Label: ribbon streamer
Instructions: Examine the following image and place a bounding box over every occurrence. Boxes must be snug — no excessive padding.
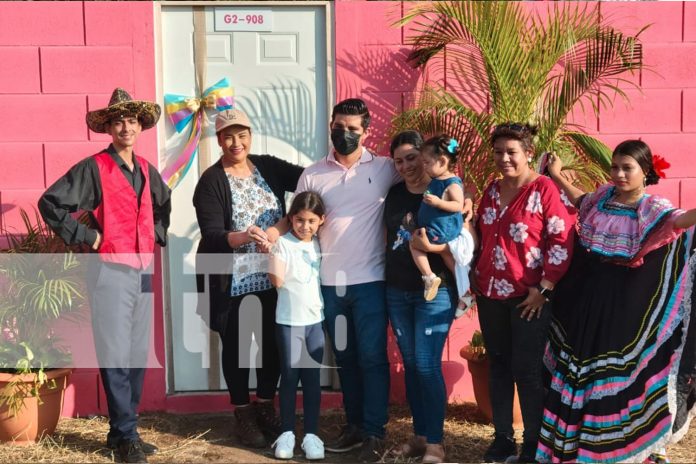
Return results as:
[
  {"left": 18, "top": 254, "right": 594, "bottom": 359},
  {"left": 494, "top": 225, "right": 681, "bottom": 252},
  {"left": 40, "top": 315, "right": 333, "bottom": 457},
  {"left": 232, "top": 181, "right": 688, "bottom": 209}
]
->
[{"left": 162, "top": 78, "right": 234, "bottom": 188}]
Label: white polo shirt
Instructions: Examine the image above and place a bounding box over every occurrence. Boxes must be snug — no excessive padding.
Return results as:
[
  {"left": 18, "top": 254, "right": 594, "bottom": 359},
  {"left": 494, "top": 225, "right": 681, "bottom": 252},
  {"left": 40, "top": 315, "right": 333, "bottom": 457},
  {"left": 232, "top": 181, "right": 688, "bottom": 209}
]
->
[{"left": 296, "top": 148, "right": 401, "bottom": 286}]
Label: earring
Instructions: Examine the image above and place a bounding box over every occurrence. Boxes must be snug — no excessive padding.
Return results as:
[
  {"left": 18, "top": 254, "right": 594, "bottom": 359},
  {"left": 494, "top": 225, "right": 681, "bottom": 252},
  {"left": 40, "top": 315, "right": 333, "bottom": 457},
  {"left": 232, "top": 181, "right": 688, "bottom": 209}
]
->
[
  {"left": 643, "top": 177, "right": 647, "bottom": 187},
  {"left": 527, "top": 158, "right": 533, "bottom": 164}
]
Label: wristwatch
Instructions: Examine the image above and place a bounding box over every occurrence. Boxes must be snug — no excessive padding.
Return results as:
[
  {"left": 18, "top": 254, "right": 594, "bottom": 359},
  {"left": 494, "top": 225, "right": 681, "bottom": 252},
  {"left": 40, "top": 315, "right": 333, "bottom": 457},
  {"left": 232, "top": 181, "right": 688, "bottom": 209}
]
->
[{"left": 535, "top": 284, "right": 554, "bottom": 302}]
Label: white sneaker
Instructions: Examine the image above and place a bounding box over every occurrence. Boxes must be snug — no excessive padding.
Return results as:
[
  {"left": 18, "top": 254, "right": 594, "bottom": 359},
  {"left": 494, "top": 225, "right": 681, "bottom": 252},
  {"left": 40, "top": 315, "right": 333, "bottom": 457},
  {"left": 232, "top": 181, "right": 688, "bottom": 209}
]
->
[
  {"left": 302, "top": 433, "right": 325, "bottom": 460},
  {"left": 455, "top": 291, "right": 475, "bottom": 319},
  {"left": 272, "top": 431, "right": 295, "bottom": 459}
]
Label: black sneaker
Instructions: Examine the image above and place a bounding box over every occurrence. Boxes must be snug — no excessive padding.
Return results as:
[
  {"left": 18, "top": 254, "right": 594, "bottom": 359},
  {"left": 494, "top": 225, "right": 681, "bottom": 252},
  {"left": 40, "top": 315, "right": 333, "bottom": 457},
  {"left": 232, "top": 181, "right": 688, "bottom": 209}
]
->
[
  {"left": 483, "top": 433, "right": 517, "bottom": 463},
  {"left": 107, "top": 437, "right": 158, "bottom": 456},
  {"left": 517, "top": 441, "right": 539, "bottom": 463},
  {"left": 118, "top": 439, "right": 147, "bottom": 463},
  {"left": 325, "top": 424, "right": 363, "bottom": 453},
  {"left": 358, "top": 436, "right": 384, "bottom": 463}
]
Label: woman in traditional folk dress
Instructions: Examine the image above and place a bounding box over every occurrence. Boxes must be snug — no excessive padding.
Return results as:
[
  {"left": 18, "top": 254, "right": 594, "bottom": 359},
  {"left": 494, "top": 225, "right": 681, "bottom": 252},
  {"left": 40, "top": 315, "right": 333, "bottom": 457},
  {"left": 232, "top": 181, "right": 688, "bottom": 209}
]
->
[{"left": 538, "top": 140, "right": 696, "bottom": 464}]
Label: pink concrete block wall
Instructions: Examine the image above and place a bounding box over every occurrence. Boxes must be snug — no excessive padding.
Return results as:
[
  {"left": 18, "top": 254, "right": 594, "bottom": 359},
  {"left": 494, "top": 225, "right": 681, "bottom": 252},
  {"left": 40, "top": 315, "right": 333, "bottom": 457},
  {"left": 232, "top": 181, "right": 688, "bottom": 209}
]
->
[
  {"left": 686, "top": 2, "right": 696, "bottom": 42},
  {"left": 0, "top": 1, "right": 158, "bottom": 235},
  {"left": 0, "top": 47, "right": 40, "bottom": 93},
  {"left": 0, "top": 143, "right": 44, "bottom": 190},
  {"left": 1, "top": 0, "right": 695, "bottom": 417},
  {"left": 0, "top": 2, "right": 84, "bottom": 46},
  {"left": 41, "top": 47, "right": 135, "bottom": 94},
  {"left": 600, "top": 1, "right": 684, "bottom": 43},
  {"left": 683, "top": 89, "right": 696, "bottom": 132},
  {"left": 0, "top": 1, "right": 160, "bottom": 418}
]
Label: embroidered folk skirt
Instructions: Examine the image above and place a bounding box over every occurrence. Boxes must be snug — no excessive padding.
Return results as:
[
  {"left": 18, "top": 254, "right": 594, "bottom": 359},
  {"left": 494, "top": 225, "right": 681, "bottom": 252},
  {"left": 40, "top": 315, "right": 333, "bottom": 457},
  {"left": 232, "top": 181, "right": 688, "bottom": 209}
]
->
[{"left": 537, "top": 232, "right": 694, "bottom": 463}]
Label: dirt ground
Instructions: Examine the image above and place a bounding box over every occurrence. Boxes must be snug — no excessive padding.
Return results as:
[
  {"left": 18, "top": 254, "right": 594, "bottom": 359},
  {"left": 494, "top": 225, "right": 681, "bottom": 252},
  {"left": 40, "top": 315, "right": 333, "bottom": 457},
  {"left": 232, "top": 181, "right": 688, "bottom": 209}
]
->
[{"left": 1, "top": 403, "right": 695, "bottom": 463}]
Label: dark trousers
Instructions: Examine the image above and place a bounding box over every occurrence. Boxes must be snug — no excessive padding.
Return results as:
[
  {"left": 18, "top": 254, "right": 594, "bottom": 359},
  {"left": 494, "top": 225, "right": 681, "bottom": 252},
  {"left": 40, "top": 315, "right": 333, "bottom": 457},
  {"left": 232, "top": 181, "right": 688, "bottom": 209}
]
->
[
  {"left": 220, "top": 288, "right": 280, "bottom": 405},
  {"left": 674, "top": 293, "right": 696, "bottom": 433},
  {"left": 276, "top": 322, "right": 325, "bottom": 434},
  {"left": 321, "top": 282, "right": 390, "bottom": 438},
  {"left": 477, "top": 294, "right": 551, "bottom": 444},
  {"left": 87, "top": 261, "right": 152, "bottom": 443}
]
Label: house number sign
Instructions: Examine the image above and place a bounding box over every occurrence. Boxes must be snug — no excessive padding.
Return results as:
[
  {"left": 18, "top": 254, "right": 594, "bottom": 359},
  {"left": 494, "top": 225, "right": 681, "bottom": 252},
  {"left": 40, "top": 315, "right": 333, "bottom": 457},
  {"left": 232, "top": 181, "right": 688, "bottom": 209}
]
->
[{"left": 214, "top": 9, "right": 273, "bottom": 32}]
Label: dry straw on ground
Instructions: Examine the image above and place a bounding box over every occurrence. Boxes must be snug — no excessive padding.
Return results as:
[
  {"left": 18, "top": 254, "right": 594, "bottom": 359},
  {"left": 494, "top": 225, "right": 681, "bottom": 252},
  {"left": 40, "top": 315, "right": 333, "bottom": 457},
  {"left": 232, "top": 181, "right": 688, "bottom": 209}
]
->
[{"left": 0, "top": 404, "right": 694, "bottom": 463}]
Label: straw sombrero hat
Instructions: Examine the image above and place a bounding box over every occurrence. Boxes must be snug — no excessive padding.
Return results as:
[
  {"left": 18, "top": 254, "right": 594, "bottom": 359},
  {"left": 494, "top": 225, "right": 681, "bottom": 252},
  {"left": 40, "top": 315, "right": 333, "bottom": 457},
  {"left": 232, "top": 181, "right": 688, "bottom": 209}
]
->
[{"left": 86, "top": 88, "right": 161, "bottom": 133}]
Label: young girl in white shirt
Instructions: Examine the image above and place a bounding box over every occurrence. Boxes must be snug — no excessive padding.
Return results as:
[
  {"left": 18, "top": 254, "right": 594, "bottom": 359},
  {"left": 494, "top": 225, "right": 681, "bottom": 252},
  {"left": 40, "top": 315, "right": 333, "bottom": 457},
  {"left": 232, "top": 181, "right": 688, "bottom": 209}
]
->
[{"left": 269, "top": 191, "right": 326, "bottom": 460}]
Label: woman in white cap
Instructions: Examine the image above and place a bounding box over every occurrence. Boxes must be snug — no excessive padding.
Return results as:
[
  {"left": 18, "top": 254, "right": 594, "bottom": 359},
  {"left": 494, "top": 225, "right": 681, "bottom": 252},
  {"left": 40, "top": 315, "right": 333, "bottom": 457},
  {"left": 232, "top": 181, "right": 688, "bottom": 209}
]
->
[{"left": 193, "top": 108, "right": 304, "bottom": 449}]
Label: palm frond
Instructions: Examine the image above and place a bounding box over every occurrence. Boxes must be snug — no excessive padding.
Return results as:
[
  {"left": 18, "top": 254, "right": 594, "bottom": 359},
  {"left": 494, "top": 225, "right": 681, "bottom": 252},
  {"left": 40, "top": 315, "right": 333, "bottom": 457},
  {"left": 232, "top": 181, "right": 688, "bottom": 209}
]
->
[
  {"left": 563, "top": 131, "right": 613, "bottom": 172},
  {"left": 394, "top": 1, "right": 644, "bottom": 196}
]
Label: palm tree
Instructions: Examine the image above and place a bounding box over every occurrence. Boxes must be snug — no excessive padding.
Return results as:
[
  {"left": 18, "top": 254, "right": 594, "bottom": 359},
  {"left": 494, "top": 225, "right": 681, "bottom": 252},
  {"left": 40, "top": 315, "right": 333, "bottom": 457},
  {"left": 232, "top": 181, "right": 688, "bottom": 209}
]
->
[{"left": 393, "top": 1, "right": 644, "bottom": 196}]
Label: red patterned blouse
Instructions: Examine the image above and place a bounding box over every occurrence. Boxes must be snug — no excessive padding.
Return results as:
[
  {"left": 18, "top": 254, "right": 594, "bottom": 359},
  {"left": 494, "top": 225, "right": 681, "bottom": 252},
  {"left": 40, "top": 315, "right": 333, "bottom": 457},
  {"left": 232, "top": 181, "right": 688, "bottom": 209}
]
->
[{"left": 474, "top": 176, "right": 576, "bottom": 300}]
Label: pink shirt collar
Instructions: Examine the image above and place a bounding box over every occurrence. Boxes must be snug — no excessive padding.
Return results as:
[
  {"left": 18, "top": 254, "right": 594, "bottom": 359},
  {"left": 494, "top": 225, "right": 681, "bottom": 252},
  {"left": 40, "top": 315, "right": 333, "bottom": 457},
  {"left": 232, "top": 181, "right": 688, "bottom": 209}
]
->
[{"left": 326, "top": 147, "right": 375, "bottom": 168}]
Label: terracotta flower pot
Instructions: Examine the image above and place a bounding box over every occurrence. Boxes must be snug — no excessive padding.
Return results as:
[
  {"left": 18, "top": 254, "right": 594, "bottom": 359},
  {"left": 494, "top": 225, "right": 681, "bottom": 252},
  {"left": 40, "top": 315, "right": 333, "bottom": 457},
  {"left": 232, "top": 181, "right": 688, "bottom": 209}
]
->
[
  {"left": 0, "top": 368, "right": 71, "bottom": 444},
  {"left": 460, "top": 347, "right": 523, "bottom": 429}
]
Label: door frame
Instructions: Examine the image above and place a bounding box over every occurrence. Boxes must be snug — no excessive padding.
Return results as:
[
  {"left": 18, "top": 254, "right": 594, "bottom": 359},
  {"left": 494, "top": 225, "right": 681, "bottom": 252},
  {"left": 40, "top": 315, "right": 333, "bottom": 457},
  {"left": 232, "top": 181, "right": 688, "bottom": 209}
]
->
[{"left": 154, "top": 1, "right": 335, "bottom": 394}]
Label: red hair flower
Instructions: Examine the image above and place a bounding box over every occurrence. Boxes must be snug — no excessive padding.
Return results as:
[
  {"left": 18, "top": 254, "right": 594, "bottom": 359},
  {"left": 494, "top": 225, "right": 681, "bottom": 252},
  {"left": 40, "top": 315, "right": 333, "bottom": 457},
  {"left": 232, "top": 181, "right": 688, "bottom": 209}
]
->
[{"left": 652, "top": 154, "right": 670, "bottom": 179}]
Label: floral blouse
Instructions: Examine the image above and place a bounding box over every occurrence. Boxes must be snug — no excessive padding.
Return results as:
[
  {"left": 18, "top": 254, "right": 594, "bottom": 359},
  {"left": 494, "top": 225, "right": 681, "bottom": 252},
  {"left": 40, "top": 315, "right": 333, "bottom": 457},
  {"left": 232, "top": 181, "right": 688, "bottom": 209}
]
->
[
  {"left": 474, "top": 176, "right": 576, "bottom": 299},
  {"left": 228, "top": 169, "right": 283, "bottom": 296}
]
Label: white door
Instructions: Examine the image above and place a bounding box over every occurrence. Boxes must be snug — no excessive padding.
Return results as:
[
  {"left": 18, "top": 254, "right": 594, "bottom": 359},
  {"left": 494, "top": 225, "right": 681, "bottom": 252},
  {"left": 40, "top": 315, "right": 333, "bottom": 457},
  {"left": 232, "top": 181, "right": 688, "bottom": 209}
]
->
[{"left": 160, "top": 4, "right": 330, "bottom": 392}]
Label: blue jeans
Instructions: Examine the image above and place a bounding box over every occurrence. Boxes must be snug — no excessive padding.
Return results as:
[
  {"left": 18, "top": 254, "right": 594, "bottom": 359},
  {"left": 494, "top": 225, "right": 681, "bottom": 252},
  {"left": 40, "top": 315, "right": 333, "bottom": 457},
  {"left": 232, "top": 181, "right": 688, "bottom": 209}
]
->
[
  {"left": 386, "top": 286, "right": 456, "bottom": 444},
  {"left": 321, "top": 281, "right": 390, "bottom": 438}
]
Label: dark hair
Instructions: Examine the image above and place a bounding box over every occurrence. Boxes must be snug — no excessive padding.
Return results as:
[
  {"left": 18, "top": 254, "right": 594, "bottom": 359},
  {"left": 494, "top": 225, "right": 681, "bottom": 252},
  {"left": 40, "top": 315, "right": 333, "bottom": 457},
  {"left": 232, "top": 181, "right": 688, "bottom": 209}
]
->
[
  {"left": 613, "top": 139, "right": 660, "bottom": 186},
  {"left": 422, "top": 134, "right": 459, "bottom": 171},
  {"left": 288, "top": 191, "right": 326, "bottom": 218},
  {"left": 490, "top": 122, "right": 537, "bottom": 152},
  {"left": 389, "top": 130, "right": 424, "bottom": 157},
  {"left": 331, "top": 98, "right": 371, "bottom": 130}
]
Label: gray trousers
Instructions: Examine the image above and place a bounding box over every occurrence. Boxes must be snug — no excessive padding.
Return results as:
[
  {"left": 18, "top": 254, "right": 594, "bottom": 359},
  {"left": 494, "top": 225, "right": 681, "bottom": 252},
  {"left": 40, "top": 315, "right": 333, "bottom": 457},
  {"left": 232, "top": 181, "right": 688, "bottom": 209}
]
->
[{"left": 87, "top": 260, "right": 153, "bottom": 442}]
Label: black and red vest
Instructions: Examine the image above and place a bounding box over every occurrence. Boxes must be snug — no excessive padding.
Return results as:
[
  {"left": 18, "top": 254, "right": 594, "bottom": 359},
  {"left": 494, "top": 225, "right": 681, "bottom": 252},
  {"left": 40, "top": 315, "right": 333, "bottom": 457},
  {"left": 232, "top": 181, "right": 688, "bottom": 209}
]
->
[{"left": 92, "top": 151, "right": 155, "bottom": 269}]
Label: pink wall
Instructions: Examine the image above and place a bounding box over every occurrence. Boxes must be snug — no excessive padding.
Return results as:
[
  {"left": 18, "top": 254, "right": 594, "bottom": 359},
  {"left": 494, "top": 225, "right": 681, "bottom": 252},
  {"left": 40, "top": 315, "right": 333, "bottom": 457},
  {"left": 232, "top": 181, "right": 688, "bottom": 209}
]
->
[
  {"left": 333, "top": 0, "right": 696, "bottom": 403},
  {"left": 0, "top": 1, "right": 164, "bottom": 417},
  {"left": 1, "top": 0, "right": 695, "bottom": 416},
  {"left": 335, "top": 1, "right": 696, "bottom": 210}
]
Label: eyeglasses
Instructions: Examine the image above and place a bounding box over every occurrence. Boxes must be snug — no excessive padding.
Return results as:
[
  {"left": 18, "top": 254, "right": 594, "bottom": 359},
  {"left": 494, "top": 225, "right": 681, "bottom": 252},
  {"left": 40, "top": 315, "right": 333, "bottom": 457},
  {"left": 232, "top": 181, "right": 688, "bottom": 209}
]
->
[{"left": 494, "top": 123, "right": 528, "bottom": 133}]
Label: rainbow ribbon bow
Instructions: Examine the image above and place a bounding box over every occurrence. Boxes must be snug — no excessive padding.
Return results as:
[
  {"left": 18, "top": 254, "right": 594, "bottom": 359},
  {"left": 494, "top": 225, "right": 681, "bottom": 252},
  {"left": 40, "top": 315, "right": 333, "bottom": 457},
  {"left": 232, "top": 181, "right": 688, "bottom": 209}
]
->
[{"left": 162, "top": 78, "right": 234, "bottom": 188}]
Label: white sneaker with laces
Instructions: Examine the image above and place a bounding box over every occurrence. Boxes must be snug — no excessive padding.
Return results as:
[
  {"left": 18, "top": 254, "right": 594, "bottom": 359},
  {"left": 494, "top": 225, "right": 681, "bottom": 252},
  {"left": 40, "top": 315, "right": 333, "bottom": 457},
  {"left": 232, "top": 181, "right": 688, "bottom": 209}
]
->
[
  {"left": 272, "top": 431, "right": 295, "bottom": 459},
  {"left": 302, "top": 433, "right": 325, "bottom": 460}
]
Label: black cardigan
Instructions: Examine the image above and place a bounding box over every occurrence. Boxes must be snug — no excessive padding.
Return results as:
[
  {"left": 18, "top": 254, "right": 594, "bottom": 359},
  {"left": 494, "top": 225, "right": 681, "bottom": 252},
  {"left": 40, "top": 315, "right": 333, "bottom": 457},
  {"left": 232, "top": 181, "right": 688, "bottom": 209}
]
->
[{"left": 193, "top": 154, "right": 303, "bottom": 331}]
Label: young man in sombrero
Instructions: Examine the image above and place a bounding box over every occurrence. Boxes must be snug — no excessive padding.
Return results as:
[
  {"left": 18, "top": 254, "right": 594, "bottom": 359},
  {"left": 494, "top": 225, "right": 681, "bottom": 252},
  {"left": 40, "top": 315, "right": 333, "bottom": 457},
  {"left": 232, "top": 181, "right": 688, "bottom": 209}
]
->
[{"left": 39, "top": 88, "right": 171, "bottom": 463}]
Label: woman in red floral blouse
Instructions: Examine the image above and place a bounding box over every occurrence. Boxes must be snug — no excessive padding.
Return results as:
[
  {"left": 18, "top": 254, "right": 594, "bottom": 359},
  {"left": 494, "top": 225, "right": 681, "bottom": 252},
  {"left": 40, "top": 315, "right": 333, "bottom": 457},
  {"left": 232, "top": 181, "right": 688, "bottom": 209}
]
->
[{"left": 473, "top": 123, "right": 576, "bottom": 463}]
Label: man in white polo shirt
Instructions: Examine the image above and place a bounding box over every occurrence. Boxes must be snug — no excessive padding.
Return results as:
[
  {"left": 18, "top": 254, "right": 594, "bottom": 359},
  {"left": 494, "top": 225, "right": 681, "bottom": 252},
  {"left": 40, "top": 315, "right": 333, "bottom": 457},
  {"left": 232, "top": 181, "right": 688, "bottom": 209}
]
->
[{"left": 295, "top": 98, "right": 401, "bottom": 462}]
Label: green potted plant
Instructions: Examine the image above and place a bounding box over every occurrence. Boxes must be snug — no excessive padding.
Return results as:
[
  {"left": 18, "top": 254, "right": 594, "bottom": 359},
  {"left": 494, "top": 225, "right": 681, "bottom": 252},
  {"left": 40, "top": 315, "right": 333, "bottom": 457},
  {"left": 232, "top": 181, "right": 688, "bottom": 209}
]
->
[
  {"left": 0, "top": 209, "right": 85, "bottom": 444},
  {"left": 460, "top": 330, "right": 522, "bottom": 428},
  {"left": 393, "top": 1, "right": 645, "bottom": 197}
]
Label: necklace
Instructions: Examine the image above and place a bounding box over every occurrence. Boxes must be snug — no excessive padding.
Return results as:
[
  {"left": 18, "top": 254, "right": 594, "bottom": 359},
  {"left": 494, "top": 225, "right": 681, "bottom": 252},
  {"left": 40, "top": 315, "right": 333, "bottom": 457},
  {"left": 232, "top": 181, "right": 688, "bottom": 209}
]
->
[{"left": 612, "top": 189, "right": 644, "bottom": 206}]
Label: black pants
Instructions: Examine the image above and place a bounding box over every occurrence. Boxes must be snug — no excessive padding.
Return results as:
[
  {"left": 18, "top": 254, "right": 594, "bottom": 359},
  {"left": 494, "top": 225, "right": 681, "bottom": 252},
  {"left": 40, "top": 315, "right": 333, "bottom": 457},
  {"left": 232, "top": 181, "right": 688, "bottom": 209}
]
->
[
  {"left": 220, "top": 288, "right": 280, "bottom": 405},
  {"left": 477, "top": 294, "right": 551, "bottom": 444},
  {"left": 276, "top": 322, "right": 325, "bottom": 434},
  {"left": 674, "top": 296, "right": 696, "bottom": 433}
]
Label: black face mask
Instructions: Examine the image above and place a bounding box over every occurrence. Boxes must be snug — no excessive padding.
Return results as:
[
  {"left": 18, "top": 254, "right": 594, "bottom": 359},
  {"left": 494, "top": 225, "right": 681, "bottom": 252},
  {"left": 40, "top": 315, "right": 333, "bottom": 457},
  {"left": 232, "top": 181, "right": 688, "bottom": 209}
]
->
[{"left": 331, "top": 129, "right": 361, "bottom": 156}]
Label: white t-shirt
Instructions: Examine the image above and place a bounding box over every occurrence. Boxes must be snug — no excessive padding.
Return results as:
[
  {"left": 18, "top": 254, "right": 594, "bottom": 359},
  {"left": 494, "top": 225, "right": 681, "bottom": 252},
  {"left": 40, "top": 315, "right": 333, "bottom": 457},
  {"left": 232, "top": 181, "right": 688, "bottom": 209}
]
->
[{"left": 273, "top": 232, "right": 324, "bottom": 326}]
